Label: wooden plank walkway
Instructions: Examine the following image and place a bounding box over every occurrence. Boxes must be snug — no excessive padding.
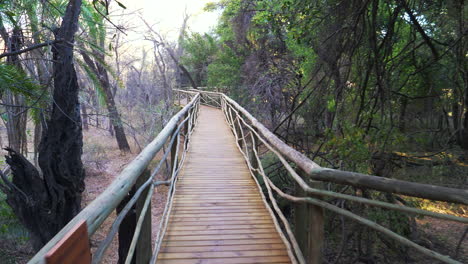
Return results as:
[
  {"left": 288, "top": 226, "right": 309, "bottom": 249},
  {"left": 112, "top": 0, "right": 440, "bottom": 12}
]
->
[{"left": 157, "top": 106, "right": 292, "bottom": 264}]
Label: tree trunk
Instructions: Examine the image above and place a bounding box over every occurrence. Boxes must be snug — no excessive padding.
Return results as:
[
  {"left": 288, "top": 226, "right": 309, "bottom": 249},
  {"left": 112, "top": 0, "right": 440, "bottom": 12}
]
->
[
  {"left": 81, "top": 52, "right": 131, "bottom": 152},
  {"left": 33, "top": 122, "right": 41, "bottom": 167},
  {"left": 5, "top": 0, "right": 84, "bottom": 250},
  {"left": 108, "top": 117, "right": 114, "bottom": 136},
  {"left": 4, "top": 91, "right": 28, "bottom": 155},
  {"left": 0, "top": 26, "right": 29, "bottom": 156},
  {"left": 96, "top": 61, "right": 130, "bottom": 152},
  {"left": 398, "top": 97, "right": 408, "bottom": 132},
  {"left": 81, "top": 103, "right": 89, "bottom": 130}
]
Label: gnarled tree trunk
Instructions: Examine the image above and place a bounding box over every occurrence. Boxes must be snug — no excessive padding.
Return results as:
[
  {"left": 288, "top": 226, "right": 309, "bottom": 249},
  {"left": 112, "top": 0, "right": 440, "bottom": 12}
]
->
[{"left": 4, "top": 0, "right": 84, "bottom": 250}]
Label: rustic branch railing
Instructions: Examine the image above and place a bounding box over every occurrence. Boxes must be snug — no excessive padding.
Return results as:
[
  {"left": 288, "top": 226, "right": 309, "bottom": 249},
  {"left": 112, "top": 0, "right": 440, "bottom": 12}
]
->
[
  {"left": 189, "top": 88, "right": 467, "bottom": 264},
  {"left": 188, "top": 88, "right": 222, "bottom": 108},
  {"left": 29, "top": 88, "right": 467, "bottom": 264},
  {"left": 29, "top": 90, "right": 200, "bottom": 264}
]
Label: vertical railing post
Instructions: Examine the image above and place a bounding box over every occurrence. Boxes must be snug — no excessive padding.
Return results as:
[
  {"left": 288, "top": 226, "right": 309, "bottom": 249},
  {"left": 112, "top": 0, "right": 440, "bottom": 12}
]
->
[
  {"left": 117, "top": 187, "right": 136, "bottom": 264},
  {"left": 184, "top": 111, "right": 189, "bottom": 136},
  {"left": 249, "top": 130, "right": 260, "bottom": 178},
  {"left": 170, "top": 127, "right": 179, "bottom": 180},
  {"left": 235, "top": 113, "right": 244, "bottom": 149},
  {"left": 116, "top": 169, "right": 152, "bottom": 264},
  {"left": 134, "top": 169, "right": 152, "bottom": 264},
  {"left": 294, "top": 169, "right": 324, "bottom": 264}
]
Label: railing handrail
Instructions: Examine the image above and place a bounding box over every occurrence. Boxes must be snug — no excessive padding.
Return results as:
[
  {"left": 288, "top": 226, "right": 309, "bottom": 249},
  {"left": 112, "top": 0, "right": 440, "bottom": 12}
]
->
[
  {"left": 29, "top": 93, "right": 200, "bottom": 264},
  {"left": 207, "top": 90, "right": 466, "bottom": 264},
  {"left": 29, "top": 88, "right": 466, "bottom": 264},
  {"left": 191, "top": 88, "right": 467, "bottom": 204}
]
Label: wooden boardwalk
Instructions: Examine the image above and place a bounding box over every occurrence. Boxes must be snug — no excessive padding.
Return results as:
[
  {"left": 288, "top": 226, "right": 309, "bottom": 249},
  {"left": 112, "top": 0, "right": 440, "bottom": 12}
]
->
[{"left": 157, "top": 106, "right": 292, "bottom": 264}]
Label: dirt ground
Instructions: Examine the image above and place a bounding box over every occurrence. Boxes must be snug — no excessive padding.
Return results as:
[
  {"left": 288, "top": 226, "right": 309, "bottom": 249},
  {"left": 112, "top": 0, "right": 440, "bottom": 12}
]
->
[{"left": 81, "top": 126, "right": 169, "bottom": 263}]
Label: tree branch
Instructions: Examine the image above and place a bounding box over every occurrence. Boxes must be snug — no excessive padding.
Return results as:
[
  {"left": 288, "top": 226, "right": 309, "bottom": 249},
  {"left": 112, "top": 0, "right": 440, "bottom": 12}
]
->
[
  {"left": 0, "top": 40, "right": 61, "bottom": 59},
  {"left": 398, "top": 0, "right": 439, "bottom": 59}
]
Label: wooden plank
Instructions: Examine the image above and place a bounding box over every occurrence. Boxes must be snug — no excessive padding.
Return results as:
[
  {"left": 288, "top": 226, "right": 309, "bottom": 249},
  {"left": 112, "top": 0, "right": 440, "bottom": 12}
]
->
[
  {"left": 171, "top": 208, "right": 266, "bottom": 214},
  {"left": 167, "top": 224, "right": 275, "bottom": 231},
  {"left": 176, "top": 186, "right": 256, "bottom": 189},
  {"left": 159, "top": 249, "right": 287, "bottom": 259},
  {"left": 175, "top": 193, "right": 261, "bottom": 197},
  {"left": 171, "top": 216, "right": 273, "bottom": 222},
  {"left": 166, "top": 228, "right": 276, "bottom": 236},
  {"left": 172, "top": 212, "right": 269, "bottom": 217},
  {"left": 165, "top": 233, "right": 280, "bottom": 241},
  {"left": 159, "top": 243, "right": 286, "bottom": 253},
  {"left": 173, "top": 198, "right": 263, "bottom": 203},
  {"left": 157, "top": 256, "right": 291, "bottom": 264},
  {"left": 161, "top": 238, "right": 286, "bottom": 247},
  {"left": 158, "top": 106, "right": 291, "bottom": 263},
  {"left": 173, "top": 200, "right": 263, "bottom": 204},
  {"left": 45, "top": 220, "right": 91, "bottom": 264},
  {"left": 172, "top": 206, "right": 267, "bottom": 210}
]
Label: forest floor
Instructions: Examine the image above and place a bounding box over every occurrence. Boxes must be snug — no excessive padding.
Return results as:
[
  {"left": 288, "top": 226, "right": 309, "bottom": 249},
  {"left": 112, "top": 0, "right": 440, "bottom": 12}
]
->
[{"left": 81, "top": 126, "right": 169, "bottom": 263}]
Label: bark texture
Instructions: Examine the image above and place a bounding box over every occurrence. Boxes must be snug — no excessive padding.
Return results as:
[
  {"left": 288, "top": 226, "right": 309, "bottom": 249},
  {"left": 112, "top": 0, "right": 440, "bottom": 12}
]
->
[{"left": 4, "top": 0, "right": 84, "bottom": 250}]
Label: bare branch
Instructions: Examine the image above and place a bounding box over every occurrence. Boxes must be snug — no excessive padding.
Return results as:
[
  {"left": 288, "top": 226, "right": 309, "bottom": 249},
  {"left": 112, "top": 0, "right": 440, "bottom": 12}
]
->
[{"left": 0, "top": 40, "right": 61, "bottom": 59}]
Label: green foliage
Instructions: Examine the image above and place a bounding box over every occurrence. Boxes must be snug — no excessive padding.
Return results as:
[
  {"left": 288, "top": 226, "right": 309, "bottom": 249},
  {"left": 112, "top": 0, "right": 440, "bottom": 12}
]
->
[
  {"left": 0, "top": 63, "right": 46, "bottom": 122},
  {"left": 0, "top": 64, "right": 41, "bottom": 98},
  {"left": 207, "top": 47, "right": 243, "bottom": 89},
  {"left": 324, "top": 122, "right": 371, "bottom": 172},
  {"left": 81, "top": 1, "right": 106, "bottom": 47},
  {"left": 0, "top": 188, "right": 29, "bottom": 242},
  {"left": 181, "top": 32, "right": 218, "bottom": 86},
  {"left": 76, "top": 58, "right": 107, "bottom": 106},
  {"left": 366, "top": 194, "right": 412, "bottom": 237}
]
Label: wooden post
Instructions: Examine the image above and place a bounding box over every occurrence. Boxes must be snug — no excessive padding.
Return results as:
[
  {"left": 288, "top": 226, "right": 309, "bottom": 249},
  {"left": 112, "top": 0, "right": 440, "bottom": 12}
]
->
[
  {"left": 170, "top": 128, "right": 179, "bottom": 180},
  {"left": 184, "top": 112, "right": 189, "bottom": 136},
  {"left": 294, "top": 169, "right": 324, "bottom": 264},
  {"left": 249, "top": 130, "right": 260, "bottom": 178},
  {"left": 117, "top": 188, "right": 137, "bottom": 264},
  {"left": 235, "top": 113, "right": 244, "bottom": 149},
  {"left": 135, "top": 169, "right": 152, "bottom": 264},
  {"left": 116, "top": 170, "right": 153, "bottom": 264}
]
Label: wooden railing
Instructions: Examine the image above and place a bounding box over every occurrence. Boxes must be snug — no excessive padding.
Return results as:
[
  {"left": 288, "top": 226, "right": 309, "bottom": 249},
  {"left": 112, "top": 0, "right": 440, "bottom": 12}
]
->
[
  {"left": 190, "top": 88, "right": 467, "bottom": 264},
  {"left": 29, "top": 88, "right": 467, "bottom": 264},
  {"left": 29, "top": 90, "right": 200, "bottom": 264}
]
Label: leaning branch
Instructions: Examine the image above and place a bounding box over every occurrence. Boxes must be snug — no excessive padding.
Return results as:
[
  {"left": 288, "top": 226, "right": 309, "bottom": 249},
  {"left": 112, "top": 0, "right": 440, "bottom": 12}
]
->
[
  {"left": 0, "top": 40, "right": 61, "bottom": 59},
  {"left": 398, "top": 0, "right": 439, "bottom": 59}
]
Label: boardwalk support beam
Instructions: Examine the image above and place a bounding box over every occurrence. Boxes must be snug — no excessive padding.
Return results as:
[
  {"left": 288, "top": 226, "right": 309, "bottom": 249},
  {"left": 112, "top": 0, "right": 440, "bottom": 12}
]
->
[
  {"left": 294, "top": 169, "right": 324, "bottom": 264},
  {"left": 135, "top": 169, "right": 152, "bottom": 264}
]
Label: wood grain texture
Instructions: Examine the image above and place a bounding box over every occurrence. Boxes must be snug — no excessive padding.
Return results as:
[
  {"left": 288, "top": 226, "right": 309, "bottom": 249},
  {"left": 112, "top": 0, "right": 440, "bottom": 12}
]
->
[
  {"left": 158, "top": 106, "right": 291, "bottom": 263},
  {"left": 45, "top": 220, "right": 91, "bottom": 264}
]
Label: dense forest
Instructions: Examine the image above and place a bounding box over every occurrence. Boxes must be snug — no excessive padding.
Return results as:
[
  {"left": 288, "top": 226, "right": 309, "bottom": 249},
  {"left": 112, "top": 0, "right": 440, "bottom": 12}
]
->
[
  {"left": 181, "top": 1, "right": 468, "bottom": 262},
  {"left": 0, "top": 0, "right": 466, "bottom": 263}
]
